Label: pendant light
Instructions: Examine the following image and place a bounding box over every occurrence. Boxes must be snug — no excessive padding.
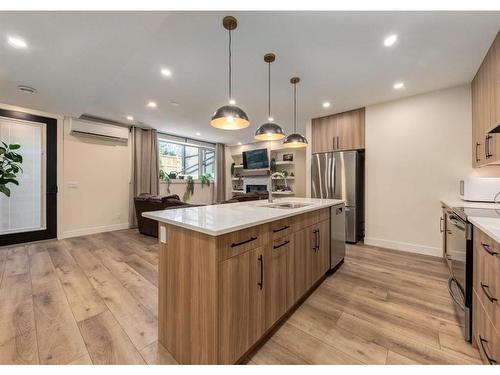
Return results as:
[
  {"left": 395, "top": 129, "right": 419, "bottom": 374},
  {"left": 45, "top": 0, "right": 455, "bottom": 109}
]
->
[
  {"left": 210, "top": 16, "right": 249, "bottom": 130},
  {"left": 254, "top": 53, "right": 285, "bottom": 141},
  {"left": 283, "top": 77, "right": 308, "bottom": 148}
]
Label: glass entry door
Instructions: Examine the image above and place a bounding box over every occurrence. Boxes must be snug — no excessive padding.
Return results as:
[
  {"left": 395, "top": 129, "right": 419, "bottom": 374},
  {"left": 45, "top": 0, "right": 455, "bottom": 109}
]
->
[{"left": 0, "top": 110, "right": 57, "bottom": 246}]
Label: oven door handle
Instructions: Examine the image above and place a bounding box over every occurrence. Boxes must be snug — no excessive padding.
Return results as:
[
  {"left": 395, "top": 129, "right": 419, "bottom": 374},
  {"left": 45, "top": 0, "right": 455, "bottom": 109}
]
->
[{"left": 447, "top": 276, "right": 465, "bottom": 311}]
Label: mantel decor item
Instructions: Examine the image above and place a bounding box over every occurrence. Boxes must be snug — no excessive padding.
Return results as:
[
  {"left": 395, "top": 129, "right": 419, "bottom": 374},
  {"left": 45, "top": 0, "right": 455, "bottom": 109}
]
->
[
  {"left": 283, "top": 77, "right": 308, "bottom": 148},
  {"left": 283, "top": 153, "right": 293, "bottom": 162},
  {"left": 210, "top": 16, "right": 249, "bottom": 130},
  {"left": 255, "top": 53, "right": 285, "bottom": 141}
]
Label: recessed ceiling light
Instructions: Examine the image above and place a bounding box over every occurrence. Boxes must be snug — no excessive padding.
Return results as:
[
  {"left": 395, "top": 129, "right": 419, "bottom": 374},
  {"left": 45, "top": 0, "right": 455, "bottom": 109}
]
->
[
  {"left": 126, "top": 116, "right": 134, "bottom": 121},
  {"left": 7, "top": 36, "right": 27, "bottom": 49},
  {"left": 393, "top": 82, "right": 405, "bottom": 90},
  {"left": 237, "top": 142, "right": 242, "bottom": 145},
  {"left": 147, "top": 101, "right": 157, "bottom": 108},
  {"left": 229, "top": 99, "right": 236, "bottom": 105},
  {"left": 384, "top": 34, "right": 398, "bottom": 47},
  {"left": 17, "top": 85, "right": 37, "bottom": 94},
  {"left": 161, "top": 68, "right": 172, "bottom": 77},
  {"left": 169, "top": 101, "right": 180, "bottom": 107},
  {"left": 196, "top": 132, "right": 201, "bottom": 136},
  {"left": 322, "top": 102, "right": 331, "bottom": 108},
  {"left": 268, "top": 117, "right": 274, "bottom": 122}
]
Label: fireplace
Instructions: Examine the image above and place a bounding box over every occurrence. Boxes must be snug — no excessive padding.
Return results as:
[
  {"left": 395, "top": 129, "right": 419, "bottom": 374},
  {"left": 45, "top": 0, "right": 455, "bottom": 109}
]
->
[{"left": 246, "top": 184, "right": 267, "bottom": 193}]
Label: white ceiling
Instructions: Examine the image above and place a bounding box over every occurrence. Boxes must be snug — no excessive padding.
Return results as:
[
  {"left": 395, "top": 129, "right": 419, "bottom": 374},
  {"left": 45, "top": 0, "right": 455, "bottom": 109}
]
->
[{"left": 0, "top": 11, "right": 499, "bottom": 145}]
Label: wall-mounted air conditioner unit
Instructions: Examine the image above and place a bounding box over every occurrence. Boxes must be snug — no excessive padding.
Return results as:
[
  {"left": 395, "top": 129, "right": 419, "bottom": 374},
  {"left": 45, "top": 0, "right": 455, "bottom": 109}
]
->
[{"left": 69, "top": 118, "right": 129, "bottom": 143}]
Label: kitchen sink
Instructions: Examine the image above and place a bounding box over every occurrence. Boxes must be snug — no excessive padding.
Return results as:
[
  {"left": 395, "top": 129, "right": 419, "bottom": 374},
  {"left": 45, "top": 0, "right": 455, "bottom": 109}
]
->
[{"left": 265, "top": 202, "right": 312, "bottom": 209}]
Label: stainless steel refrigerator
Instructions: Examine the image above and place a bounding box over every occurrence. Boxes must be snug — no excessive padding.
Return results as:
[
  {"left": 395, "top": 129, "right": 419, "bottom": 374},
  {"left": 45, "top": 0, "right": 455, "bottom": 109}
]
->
[{"left": 311, "top": 151, "right": 364, "bottom": 243}]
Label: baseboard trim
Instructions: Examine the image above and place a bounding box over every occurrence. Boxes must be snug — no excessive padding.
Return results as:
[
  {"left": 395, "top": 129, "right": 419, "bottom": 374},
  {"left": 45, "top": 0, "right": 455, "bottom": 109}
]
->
[
  {"left": 364, "top": 237, "right": 442, "bottom": 258},
  {"left": 59, "top": 222, "right": 130, "bottom": 239}
]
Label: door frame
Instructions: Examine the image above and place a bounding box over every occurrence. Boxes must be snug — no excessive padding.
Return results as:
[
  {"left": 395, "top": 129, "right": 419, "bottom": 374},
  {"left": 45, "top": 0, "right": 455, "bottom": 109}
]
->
[{"left": 0, "top": 109, "right": 57, "bottom": 246}]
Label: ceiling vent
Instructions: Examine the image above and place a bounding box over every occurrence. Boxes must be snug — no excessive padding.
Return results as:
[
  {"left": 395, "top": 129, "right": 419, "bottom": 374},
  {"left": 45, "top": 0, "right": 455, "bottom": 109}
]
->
[
  {"left": 69, "top": 117, "right": 129, "bottom": 143},
  {"left": 17, "top": 85, "right": 37, "bottom": 94}
]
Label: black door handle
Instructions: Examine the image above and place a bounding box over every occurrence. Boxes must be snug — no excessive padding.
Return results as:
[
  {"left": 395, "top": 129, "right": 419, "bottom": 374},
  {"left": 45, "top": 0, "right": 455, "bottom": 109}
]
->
[
  {"left": 257, "top": 254, "right": 263, "bottom": 290},
  {"left": 273, "top": 225, "right": 289, "bottom": 233},
  {"left": 231, "top": 236, "right": 257, "bottom": 248}
]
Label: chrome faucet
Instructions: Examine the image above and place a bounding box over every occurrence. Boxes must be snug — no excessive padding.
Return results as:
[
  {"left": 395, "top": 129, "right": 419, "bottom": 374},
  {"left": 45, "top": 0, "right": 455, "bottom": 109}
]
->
[{"left": 269, "top": 172, "right": 286, "bottom": 203}]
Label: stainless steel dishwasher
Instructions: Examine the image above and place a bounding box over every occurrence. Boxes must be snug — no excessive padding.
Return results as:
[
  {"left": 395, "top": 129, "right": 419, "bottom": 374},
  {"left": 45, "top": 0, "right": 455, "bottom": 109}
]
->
[{"left": 330, "top": 203, "right": 346, "bottom": 271}]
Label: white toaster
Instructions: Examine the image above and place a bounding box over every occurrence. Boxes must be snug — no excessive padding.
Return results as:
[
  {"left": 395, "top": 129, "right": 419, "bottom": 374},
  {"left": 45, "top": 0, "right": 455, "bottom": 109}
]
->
[{"left": 459, "top": 177, "right": 500, "bottom": 202}]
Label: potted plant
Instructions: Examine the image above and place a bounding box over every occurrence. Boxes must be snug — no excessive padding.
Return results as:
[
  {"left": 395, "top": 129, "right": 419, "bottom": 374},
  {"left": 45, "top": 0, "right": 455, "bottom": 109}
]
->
[
  {"left": 183, "top": 176, "right": 194, "bottom": 201},
  {"left": 200, "top": 173, "right": 212, "bottom": 188},
  {"left": 0, "top": 142, "right": 23, "bottom": 197},
  {"left": 168, "top": 171, "right": 177, "bottom": 179},
  {"left": 159, "top": 170, "right": 171, "bottom": 193}
]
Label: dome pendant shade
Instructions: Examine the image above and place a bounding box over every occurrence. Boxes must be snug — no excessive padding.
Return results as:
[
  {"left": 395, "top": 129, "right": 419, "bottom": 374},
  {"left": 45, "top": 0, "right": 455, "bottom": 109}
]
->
[
  {"left": 211, "top": 105, "right": 249, "bottom": 130},
  {"left": 283, "top": 76, "right": 308, "bottom": 148},
  {"left": 283, "top": 133, "right": 308, "bottom": 148},
  {"left": 254, "top": 122, "right": 285, "bottom": 140}
]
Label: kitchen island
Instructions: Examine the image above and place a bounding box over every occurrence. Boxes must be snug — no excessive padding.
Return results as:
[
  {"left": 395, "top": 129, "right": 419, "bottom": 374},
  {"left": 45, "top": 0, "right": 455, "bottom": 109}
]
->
[{"left": 143, "top": 197, "right": 344, "bottom": 364}]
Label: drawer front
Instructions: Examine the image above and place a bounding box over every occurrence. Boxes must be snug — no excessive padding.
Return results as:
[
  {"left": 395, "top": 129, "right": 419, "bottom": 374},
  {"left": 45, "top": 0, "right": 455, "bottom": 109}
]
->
[
  {"left": 318, "top": 207, "right": 330, "bottom": 223},
  {"left": 268, "top": 218, "right": 292, "bottom": 240},
  {"left": 474, "top": 228, "right": 500, "bottom": 332},
  {"left": 292, "top": 211, "right": 319, "bottom": 231},
  {"left": 473, "top": 290, "right": 500, "bottom": 365},
  {"left": 218, "top": 225, "right": 263, "bottom": 261}
]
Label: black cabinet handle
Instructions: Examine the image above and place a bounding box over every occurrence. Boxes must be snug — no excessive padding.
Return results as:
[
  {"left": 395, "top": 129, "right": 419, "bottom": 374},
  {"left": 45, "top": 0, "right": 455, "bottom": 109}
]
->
[
  {"left": 312, "top": 229, "right": 318, "bottom": 251},
  {"left": 231, "top": 236, "right": 257, "bottom": 248},
  {"left": 479, "top": 336, "right": 497, "bottom": 364},
  {"left": 332, "top": 136, "right": 336, "bottom": 150},
  {"left": 485, "top": 135, "right": 492, "bottom": 158},
  {"left": 317, "top": 229, "right": 321, "bottom": 251},
  {"left": 257, "top": 254, "right": 263, "bottom": 290},
  {"left": 480, "top": 282, "right": 498, "bottom": 303},
  {"left": 273, "top": 225, "right": 290, "bottom": 233},
  {"left": 481, "top": 242, "right": 499, "bottom": 256},
  {"left": 273, "top": 240, "right": 290, "bottom": 250},
  {"left": 476, "top": 142, "right": 481, "bottom": 162}
]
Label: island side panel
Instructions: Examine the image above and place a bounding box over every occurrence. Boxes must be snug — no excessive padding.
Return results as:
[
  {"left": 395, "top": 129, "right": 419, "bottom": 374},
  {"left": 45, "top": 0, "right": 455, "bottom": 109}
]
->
[{"left": 158, "top": 223, "right": 218, "bottom": 364}]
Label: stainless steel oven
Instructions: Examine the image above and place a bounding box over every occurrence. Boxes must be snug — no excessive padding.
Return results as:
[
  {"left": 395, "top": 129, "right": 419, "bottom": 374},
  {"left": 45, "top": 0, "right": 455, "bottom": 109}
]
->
[{"left": 444, "top": 208, "right": 472, "bottom": 342}]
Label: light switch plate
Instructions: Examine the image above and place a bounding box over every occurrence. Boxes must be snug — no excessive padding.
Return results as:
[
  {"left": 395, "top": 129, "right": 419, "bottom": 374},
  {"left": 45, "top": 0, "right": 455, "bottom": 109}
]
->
[{"left": 160, "top": 226, "right": 166, "bottom": 243}]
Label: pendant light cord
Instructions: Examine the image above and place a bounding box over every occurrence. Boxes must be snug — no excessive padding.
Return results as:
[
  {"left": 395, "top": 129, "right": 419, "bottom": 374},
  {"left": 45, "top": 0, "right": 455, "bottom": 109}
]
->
[
  {"left": 268, "top": 62, "right": 271, "bottom": 118},
  {"left": 228, "top": 29, "right": 232, "bottom": 101},
  {"left": 293, "top": 82, "right": 297, "bottom": 132}
]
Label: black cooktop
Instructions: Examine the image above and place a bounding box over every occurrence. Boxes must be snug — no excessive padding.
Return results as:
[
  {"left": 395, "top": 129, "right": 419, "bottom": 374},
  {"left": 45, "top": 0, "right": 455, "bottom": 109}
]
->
[{"left": 452, "top": 206, "right": 500, "bottom": 221}]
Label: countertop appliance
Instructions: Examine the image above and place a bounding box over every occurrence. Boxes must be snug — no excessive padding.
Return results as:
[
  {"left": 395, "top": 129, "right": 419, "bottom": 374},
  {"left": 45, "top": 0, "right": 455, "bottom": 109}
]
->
[
  {"left": 312, "top": 150, "right": 364, "bottom": 243},
  {"left": 442, "top": 204, "right": 500, "bottom": 342},
  {"left": 459, "top": 177, "right": 500, "bottom": 202},
  {"left": 330, "top": 203, "right": 346, "bottom": 271}
]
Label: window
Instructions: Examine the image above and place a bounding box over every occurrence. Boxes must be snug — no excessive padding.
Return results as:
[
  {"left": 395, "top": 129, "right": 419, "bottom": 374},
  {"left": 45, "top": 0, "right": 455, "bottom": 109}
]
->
[{"left": 158, "top": 137, "right": 215, "bottom": 179}]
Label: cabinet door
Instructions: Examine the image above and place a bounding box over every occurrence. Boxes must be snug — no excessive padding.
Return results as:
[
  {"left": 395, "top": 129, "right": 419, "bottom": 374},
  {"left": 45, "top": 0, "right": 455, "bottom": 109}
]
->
[
  {"left": 293, "top": 227, "right": 315, "bottom": 301},
  {"left": 338, "top": 108, "right": 365, "bottom": 151},
  {"left": 317, "top": 219, "right": 331, "bottom": 277},
  {"left": 218, "top": 247, "right": 265, "bottom": 364},
  {"left": 312, "top": 116, "right": 338, "bottom": 153},
  {"left": 265, "top": 236, "right": 293, "bottom": 329},
  {"left": 472, "top": 74, "right": 483, "bottom": 166}
]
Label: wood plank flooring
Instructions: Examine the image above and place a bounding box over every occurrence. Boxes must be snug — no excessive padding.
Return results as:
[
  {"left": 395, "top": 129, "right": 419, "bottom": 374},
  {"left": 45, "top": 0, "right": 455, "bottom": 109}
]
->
[{"left": 0, "top": 230, "right": 481, "bottom": 364}]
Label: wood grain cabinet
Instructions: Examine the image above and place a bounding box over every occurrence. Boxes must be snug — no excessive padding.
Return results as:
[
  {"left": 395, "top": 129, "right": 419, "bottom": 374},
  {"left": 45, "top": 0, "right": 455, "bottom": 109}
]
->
[
  {"left": 472, "top": 227, "right": 500, "bottom": 364},
  {"left": 311, "top": 107, "right": 365, "bottom": 154},
  {"left": 472, "top": 31, "right": 500, "bottom": 167}
]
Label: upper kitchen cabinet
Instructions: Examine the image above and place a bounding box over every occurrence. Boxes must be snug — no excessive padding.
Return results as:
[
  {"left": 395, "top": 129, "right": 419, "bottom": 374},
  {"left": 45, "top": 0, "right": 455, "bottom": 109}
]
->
[
  {"left": 311, "top": 107, "right": 365, "bottom": 154},
  {"left": 472, "top": 31, "right": 500, "bottom": 167}
]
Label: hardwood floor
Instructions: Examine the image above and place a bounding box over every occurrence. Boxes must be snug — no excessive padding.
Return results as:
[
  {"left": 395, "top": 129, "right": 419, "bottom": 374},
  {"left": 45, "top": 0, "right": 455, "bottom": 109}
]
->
[{"left": 0, "top": 230, "right": 481, "bottom": 364}]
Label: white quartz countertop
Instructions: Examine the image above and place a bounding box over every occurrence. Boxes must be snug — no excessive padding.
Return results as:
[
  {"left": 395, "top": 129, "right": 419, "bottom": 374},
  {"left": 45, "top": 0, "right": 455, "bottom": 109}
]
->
[
  {"left": 441, "top": 198, "right": 500, "bottom": 243},
  {"left": 142, "top": 197, "right": 344, "bottom": 236}
]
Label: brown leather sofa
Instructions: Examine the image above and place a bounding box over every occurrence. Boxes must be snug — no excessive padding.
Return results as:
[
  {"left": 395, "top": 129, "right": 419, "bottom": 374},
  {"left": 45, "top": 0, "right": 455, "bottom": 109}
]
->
[
  {"left": 221, "top": 191, "right": 269, "bottom": 204},
  {"left": 134, "top": 193, "right": 199, "bottom": 237}
]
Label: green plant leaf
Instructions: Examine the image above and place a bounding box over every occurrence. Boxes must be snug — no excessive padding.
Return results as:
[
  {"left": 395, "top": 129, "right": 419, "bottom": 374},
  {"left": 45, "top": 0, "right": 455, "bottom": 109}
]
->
[
  {"left": 9, "top": 143, "right": 21, "bottom": 150},
  {"left": 0, "top": 185, "right": 11, "bottom": 197}
]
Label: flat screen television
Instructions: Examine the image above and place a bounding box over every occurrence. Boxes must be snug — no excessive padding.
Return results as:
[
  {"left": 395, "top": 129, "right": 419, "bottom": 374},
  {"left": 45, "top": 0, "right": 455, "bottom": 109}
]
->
[{"left": 243, "top": 148, "right": 269, "bottom": 170}]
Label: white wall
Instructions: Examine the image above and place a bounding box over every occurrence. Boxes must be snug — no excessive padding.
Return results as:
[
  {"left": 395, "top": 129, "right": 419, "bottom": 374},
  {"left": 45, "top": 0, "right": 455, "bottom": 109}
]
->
[
  {"left": 159, "top": 180, "right": 214, "bottom": 205},
  {"left": 364, "top": 84, "right": 477, "bottom": 257},
  {"left": 60, "top": 118, "right": 131, "bottom": 238}
]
